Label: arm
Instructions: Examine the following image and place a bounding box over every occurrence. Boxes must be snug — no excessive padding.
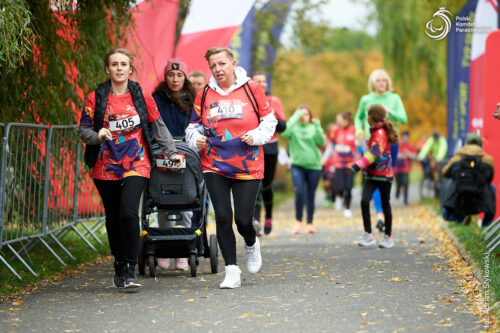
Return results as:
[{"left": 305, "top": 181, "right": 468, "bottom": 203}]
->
[
  {"left": 282, "top": 109, "right": 303, "bottom": 138},
  {"left": 418, "top": 138, "right": 433, "bottom": 160},
  {"left": 435, "top": 137, "right": 448, "bottom": 161},
  {"left": 314, "top": 119, "right": 326, "bottom": 147},
  {"left": 185, "top": 91, "right": 207, "bottom": 152},
  {"left": 79, "top": 92, "right": 110, "bottom": 144},
  {"left": 387, "top": 94, "right": 408, "bottom": 125},
  {"left": 242, "top": 83, "right": 277, "bottom": 145},
  {"left": 354, "top": 97, "right": 366, "bottom": 138},
  {"left": 272, "top": 96, "right": 287, "bottom": 133},
  {"left": 79, "top": 126, "right": 101, "bottom": 145},
  {"left": 350, "top": 130, "right": 386, "bottom": 172},
  {"left": 150, "top": 117, "right": 178, "bottom": 158},
  {"left": 322, "top": 140, "right": 334, "bottom": 163}
]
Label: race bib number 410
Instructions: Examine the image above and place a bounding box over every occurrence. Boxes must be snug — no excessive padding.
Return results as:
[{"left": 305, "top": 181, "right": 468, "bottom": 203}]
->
[
  {"left": 210, "top": 104, "right": 243, "bottom": 120},
  {"left": 109, "top": 115, "right": 140, "bottom": 132}
]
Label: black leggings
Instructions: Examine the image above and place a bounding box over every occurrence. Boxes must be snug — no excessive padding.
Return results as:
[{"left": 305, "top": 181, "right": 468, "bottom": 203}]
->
[
  {"left": 361, "top": 179, "right": 392, "bottom": 236},
  {"left": 205, "top": 173, "right": 260, "bottom": 266},
  {"left": 94, "top": 176, "right": 147, "bottom": 265},
  {"left": 395, "top": 172, "right": 409, "bottom": 205},
  {"left": 254, "top": 154, "right": 278, "bottom": 221},
  {"left": 335, "top": 168, "right": 354, "bottom": 209}
]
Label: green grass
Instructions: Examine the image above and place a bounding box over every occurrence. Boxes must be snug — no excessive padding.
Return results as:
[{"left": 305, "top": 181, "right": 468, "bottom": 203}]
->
[
  {"left": 0, "top": 223, "right": 109, "bottom": 299},
  {"left": 422, "top": 198, "right": 500, "bottom": 320}
]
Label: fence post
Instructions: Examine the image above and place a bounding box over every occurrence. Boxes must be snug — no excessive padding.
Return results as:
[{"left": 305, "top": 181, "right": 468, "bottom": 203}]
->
[
  {"left": 41, "top": 126, "right": 53, "bottom": 236},
  {"left": 0, "top": 123, "right": 11, "bottom": 250},
  {"left": 73, "top": 142, "right": 80, "bottom": 223}
]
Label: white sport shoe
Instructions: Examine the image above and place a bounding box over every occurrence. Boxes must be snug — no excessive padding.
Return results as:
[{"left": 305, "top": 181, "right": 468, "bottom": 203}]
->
[
  {"left": 335, "top": 197, "right": 343, "bottom": 212},
  {"left": 379, "top": 235, "right": 394, "bottom": 248},
  {"left": 343, "top": 209, "right": 353, "bottom": 218},
  {"left": 220, "top": 265, "right": 241, "bottom": 289},
  {"left": 245, "top": 237, "right": 262, "bottom": 274},
  {"left": 358, "top": 232, "right": 376, "bottom": 247}
]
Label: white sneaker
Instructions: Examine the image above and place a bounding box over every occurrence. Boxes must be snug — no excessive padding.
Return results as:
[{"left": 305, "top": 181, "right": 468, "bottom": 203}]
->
[
  {"left": 245, "top": 237, "right": 262, "bottom": 274},
  {"left": 343, "top": 209, "right": 353, "bottom": 218},
  {"left": 379, "top": 235, "right": 394, "bottom": 248},
  {"left": 157, "top": 258, "right": 170, "bottom": 269},
  {"left": 253, "top": 218, "right": 263, "bottom": 237},
  {"left": 220, "top": 265, "right": 241, "bottom": 289},
  {"left": 335, "top": 197, "right": 343, "bottom": 211},
  {"left": 358, "top": 232, "right": 376, "bottom": 247}
]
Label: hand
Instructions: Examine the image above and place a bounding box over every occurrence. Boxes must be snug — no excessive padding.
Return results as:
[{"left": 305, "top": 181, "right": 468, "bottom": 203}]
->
[
  {"left": 385, "top": 107, "right": 392, "bottom": 114},
  {"left": 98, "top": 128, "right": 112, "bottom": 142},
  {"left": 493, "top": 104, "right": 500, "bottom": 120},
  {"left": 196, "top": 136, "right": 207, "bottom": 150},
  {"left": 170, "top": 154, "right": 184, "bottom": 167},
  {"left": 241, "top": 133, "right": 254, "bottom": 145}
]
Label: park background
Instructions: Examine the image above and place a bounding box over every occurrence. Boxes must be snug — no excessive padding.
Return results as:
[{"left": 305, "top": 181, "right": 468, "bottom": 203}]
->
[{"left": 1, "top": 1, "right": 500, "bottom": 326}]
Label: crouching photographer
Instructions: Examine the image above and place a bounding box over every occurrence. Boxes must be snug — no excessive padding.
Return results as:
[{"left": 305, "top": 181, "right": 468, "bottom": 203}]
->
[{"left": 440, "top": 133, "right": 496, "bottom": 227}]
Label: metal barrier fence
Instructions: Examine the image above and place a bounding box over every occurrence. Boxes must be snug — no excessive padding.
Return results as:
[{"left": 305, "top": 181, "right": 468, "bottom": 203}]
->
[
  {"left": 0, "top": 123, "right": 104, "bottom": 280},
  {"left": 481, "top": 217, "right": 500, "bottom": 253}
]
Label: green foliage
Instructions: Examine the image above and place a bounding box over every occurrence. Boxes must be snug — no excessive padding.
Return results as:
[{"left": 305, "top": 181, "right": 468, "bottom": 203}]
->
[
  {"left": 0, "top": 0, "right": 35, "bottom": 73},
  {"left": 252, "top": 0, "right": 328, "bottom": 76},
  {"left": 370, "top": 0, "right": 468, "bottom": 99},
  {"left": 0, "top": 0, "right": 134, "bottom": 124}
]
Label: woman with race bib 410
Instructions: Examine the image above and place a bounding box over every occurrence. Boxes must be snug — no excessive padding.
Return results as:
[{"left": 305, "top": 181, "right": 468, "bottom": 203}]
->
[{"left": 185, "top": 47, "right": 277, "bottom": 289}]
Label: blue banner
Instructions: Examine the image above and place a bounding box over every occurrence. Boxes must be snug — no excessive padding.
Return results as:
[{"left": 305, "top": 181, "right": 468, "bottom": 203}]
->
[
  {"left": 447, "top": 0, "right": 477, "bottom": 156},
  {"left": 231, "top": 7, "right": 255, "bottom": 74},
  {"left": 260, "top": 0, "right": 291, "bottom": 93}
]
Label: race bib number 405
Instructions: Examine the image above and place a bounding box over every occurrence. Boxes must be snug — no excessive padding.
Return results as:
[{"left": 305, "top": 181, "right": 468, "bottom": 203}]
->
[
  {"left": 109, "top": 115, "right": 140, "bottom": 132},
  {"left": 210, "top": 104, "right": 243, "bottom": 120}
]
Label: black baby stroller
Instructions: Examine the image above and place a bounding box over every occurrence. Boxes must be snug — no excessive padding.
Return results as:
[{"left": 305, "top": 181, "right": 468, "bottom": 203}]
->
[{"left": 138, "top": 141, "right": 218, "bottom": 277}]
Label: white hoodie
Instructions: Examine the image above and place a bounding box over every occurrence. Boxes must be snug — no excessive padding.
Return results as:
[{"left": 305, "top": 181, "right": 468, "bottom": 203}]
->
[{"left": 185, "top": 67, "right": 277, "bottom": 151}]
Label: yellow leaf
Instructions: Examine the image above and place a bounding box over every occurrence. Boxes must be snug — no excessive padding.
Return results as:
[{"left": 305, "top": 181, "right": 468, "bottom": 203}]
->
[
  {"left": 360, "top": 312, "right": 367, "bottom": 317},
  {"left": 12, "top": 301, "right": 23, "bottom": 306},
  {"left": 9, "top": 308, "right": 22, "bottom": 311},
  {"left": 185, "top": 299, "right": 195, "bottom": 302}
]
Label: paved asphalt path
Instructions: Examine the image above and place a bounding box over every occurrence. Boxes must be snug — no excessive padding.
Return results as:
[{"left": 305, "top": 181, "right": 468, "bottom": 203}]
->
[{"left": 0, "top": 185, "right": 484, "bottom": 332}]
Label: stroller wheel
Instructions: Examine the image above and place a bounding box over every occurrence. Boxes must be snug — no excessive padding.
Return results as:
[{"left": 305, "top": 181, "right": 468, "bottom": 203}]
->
[
  {"left": 189, "top": 254, "right": 197, "bottom": 277},
  {"left": 138, "top": 238, "right": 146, "bottom": 276},
  {"left": 210, "top": 234, "right": 218, "bottom": 274},
  {"left": 148, "top": 255, "right": 156, "bottom": 277}
]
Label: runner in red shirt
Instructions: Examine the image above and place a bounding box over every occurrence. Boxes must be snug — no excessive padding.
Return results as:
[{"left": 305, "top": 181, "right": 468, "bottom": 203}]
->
[
  {"left": 394, "top": 131, "right": 416, "bottom": 205},
  {"left": 331, "top": 112, "right": 358, "bottom": 218},
  {"left": 186, "top": 47, "right": 277, "bottom": 289},
  {"left": 250, "top": 72, "right": 286, "bottom": 236},
  {"left": 79, "top": 48, "right": 184, "bottom": 290}
]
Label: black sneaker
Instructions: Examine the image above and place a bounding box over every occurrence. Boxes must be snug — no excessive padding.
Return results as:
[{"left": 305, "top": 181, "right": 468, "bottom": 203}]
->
[
  {"left": 124, "top": 263, "right": 141, "bottom": 289},
  {"left": 113, "top": 261, "right": 125, "bottom": 288},
  {"left": 376, "top": 219, "right": 385, "bottom": 233}
]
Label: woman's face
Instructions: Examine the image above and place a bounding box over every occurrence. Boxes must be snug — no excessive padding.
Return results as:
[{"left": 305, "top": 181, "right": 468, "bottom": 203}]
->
[
  {"left": 105, "top": 52, "right": 131, "bottom": 84},
  {"left": 252, "top": 74, "right": 268, "bottom": 92},
  {"left": 300, "top": 108, "right": 311, "bottom": 124},
  {"left": 208, "top": 52, "right": 236, "bottom": 88},
  {"left": 373, "top": 74, "right": 388, "bottom": 94},
  {"left": 166, "top": 70, "right": 185, "bottom": 92}
]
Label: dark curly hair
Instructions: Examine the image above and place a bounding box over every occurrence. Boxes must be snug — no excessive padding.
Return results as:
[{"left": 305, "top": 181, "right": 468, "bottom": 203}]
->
[
  {"left": 152, "top": 70, "right": 196, "bottom": 116},
  {"left": 368, "top": 104, "right": 398, "bottom": 144}
]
